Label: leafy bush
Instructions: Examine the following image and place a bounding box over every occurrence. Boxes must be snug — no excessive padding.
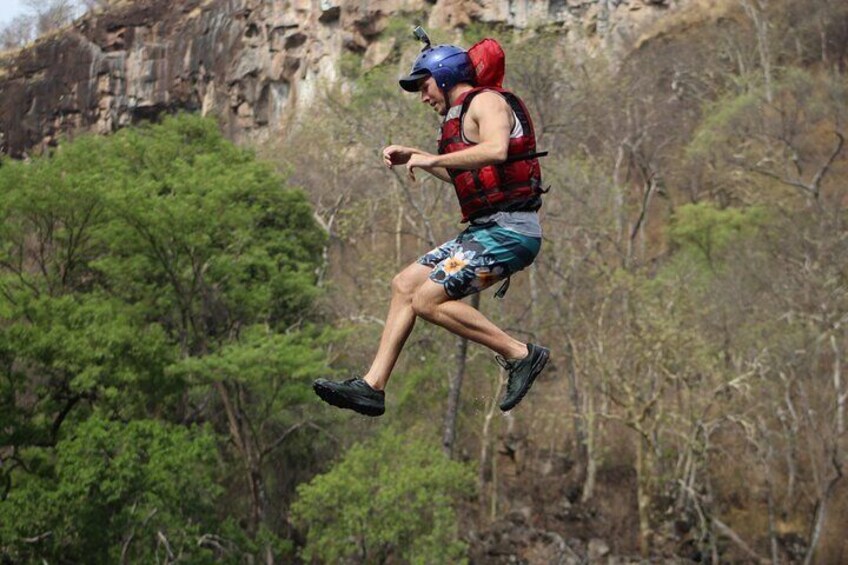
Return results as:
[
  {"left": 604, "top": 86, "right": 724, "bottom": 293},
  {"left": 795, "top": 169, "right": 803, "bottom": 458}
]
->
[
  {"left": 292, "top": 431, "right": 475, "bottom": 564},
  {"left": 0, "top": 416, "right": 220, "bottom": 562}
]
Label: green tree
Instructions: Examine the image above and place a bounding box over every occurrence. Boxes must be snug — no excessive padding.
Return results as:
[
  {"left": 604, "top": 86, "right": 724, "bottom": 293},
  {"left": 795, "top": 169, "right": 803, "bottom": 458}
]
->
[
  {"left": 667, "top": 202, "right": 765, "bottom": 269},
  {"left": 292, "top": 430, "right": 475, "bottom": 564},
  {"left": 0, "top": 415, "right": 220, "bottom": 562},
  {"left": 0, "top": 114, "right": 330, "bottom": 561}
]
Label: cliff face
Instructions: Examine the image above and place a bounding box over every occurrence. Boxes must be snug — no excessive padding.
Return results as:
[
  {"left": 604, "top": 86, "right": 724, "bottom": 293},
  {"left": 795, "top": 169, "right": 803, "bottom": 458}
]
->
[{"left": 0, "top": 0, "right": 696, "bottom": 158}]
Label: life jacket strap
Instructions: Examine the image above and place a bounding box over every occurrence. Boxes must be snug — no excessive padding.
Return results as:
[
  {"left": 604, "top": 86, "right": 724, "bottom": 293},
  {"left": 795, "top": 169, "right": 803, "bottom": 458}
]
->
[
  {"left": 494, "top": 276, "right": 511, "bottom": 300},
  {"left": 503, "top": 150, "right": 549, "bottom": 163}
]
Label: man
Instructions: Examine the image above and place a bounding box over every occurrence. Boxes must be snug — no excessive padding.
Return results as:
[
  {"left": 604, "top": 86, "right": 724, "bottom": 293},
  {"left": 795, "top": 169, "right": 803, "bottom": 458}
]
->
[{"left": 313, "top": 42, "right": 549, "bottom": 417}]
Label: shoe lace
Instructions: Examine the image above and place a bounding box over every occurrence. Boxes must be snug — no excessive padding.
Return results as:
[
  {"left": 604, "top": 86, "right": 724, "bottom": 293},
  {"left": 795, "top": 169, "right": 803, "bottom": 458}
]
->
[
  {"left": 495, "top": 356, "right": 522, "bottom": 395},
  {"left": 495, "top": 355, "right": 516, "bottom": 372}
]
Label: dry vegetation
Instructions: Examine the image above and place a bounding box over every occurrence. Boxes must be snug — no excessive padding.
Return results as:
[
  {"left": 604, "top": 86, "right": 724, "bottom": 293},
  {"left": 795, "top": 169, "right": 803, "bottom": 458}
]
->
[
  {"left": 0, "top": 0, "right": 118, "bottom": 51},
  {"left": 262, "top": 0, "right": 848, "bottom": 561}
]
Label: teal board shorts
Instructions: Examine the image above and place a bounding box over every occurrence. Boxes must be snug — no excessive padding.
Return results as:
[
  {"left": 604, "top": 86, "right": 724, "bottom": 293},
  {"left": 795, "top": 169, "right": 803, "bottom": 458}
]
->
[{"left": 417, "top": 222, "right": 542, "bottom": 299}]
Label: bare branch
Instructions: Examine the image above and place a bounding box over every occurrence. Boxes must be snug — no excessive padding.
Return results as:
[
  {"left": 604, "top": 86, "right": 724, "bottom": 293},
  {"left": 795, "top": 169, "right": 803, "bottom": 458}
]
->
[
  {"left": 157, "top": 530, "right": 175, "bottom": 561},
  {"left": 712, "top": 518, "right": 770, "bottom": 564},
  {"left": 809, "top": 131, "right": 845, "bottom": 195},
  {"left": 747, "top": 165, "right": 814, "bottom": 193},
  {"left": 22, "top": 531, "right": 52, "bottom": 544}
]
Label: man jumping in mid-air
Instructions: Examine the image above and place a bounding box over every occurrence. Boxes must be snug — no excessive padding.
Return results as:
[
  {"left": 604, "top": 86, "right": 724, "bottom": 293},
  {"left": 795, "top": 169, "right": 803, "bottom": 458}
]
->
[{"left": 313, "top": 34, "right": 550, "bottom": 417}]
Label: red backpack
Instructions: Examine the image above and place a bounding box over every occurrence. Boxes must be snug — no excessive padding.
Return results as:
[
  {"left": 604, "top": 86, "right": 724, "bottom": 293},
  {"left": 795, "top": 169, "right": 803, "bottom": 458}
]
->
[{"left": 468, "top": 38, "right": 506, "bottom": 88}]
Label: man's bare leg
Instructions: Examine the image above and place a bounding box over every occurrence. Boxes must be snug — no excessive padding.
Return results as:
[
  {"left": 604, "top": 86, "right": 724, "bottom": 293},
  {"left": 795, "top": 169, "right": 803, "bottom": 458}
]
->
[
  {"left": 315, "top": 269, "right": 542, "bottom": 415},
  {"left": 411, "top": 279, "right": 528, "bottom": 360},
  {"left": 362, "top": 263, "right": 432, "bottom": 391},
  {"left": 410, "top": 279, "right": 547, "bottom": 412}
]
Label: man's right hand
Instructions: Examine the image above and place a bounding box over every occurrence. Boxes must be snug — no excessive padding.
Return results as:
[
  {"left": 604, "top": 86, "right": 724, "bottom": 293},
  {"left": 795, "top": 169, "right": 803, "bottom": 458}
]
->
[
  {"left": 382, "top": 145, "right": 415, "bottom": 168},
  {"left": 383, "top": 145, "right": 452, "bottom": 183}
]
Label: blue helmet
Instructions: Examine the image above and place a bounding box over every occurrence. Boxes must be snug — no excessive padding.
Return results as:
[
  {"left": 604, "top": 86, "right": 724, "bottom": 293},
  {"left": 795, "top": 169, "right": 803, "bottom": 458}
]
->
[{"left": 399, "top": 44, "right": 474, "bottom": 93}]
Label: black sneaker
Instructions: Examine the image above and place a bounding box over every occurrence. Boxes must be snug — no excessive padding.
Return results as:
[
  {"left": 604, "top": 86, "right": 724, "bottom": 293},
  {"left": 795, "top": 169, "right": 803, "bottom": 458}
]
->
[
  {"left": 497, "top": 344, "right": 550, "bottom": 411},
  {"left": 312, "top": 377, "right": 385, "bottom": 417}
]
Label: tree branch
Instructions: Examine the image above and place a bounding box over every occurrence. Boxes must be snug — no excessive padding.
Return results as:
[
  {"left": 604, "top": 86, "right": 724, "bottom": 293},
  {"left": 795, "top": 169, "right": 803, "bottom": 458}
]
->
[
  {"left": 712, "top": 518, "right": 770, "bottom": 564},
  {"left": 809, "top": 131, "right": 844, "bottom": 195},
  {"left": 261, "top": 421, "right": 339, "bottom": 460}
]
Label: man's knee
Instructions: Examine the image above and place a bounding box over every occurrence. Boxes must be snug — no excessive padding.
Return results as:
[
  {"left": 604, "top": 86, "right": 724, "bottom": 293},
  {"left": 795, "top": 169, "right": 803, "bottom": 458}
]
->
[
  {"left": 391, "top": 272, "right": 419, "bottom": 300},
  {"left": 392, "top": 264, "right": 431, "bottom": 299}
]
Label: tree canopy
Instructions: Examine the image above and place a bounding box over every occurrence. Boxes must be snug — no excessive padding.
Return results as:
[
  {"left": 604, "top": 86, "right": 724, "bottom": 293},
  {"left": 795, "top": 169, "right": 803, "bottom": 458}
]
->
[{"left": 0, "top": 114, "right": 330, "bottom": 561}]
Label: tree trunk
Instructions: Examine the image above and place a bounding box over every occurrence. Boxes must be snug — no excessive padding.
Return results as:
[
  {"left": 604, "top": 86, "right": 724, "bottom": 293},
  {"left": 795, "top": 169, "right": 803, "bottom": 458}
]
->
[
  {"left": 443, "top": 293, "right": 480, "bottom": 457},
  {"left": 763, "top": 444, "right": 780, "bottom": 565},
  {"left": 636, "top": 434, "right": 653, "bottom": 557},
  {"left": 831, "top": 336, "right": 845, "bottom": 437},
  {"left": 580, "top": 391, "right": 598, "bottom": 503},
  {"left": 215, "top": 380, "right": 270, "bottom": 560},
  {"left": 803, "top": 336, "right": 846, "bottom": 565},
  {"left": 741, "top": 0, "right": 774, "bottom": 103},
  {"left": 395, "top": 197, "right": 403, "bottom": 269},
  {"left": 479, "top": 370, "right": 504, "bottom": 524},
  {"left": 803, "top": 469, "right": 843, "bottom": 565}
]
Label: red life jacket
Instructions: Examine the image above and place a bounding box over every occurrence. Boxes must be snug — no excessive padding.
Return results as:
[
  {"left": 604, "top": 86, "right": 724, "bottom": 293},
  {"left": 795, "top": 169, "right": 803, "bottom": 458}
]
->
[{"left": 438, "top": 86, "right": 543, "bottom": 222}]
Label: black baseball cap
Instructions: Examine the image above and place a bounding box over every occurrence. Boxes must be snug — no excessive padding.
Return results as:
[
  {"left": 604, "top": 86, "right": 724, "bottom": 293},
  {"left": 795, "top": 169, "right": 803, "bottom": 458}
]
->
[{"left": 399, "top": 69, "right": 431, "bottom": 92}]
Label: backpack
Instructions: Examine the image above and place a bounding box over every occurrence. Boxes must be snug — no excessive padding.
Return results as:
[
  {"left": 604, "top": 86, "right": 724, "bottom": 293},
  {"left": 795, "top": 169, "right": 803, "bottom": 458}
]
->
[{"left": 468, "top": 38, "right": 506, "bottom": 88}]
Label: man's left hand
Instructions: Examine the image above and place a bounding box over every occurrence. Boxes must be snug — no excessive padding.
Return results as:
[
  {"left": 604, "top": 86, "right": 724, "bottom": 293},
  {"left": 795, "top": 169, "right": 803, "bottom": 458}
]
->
[{"left": 406, "top": 153, "right": 437, "bottom": 182}]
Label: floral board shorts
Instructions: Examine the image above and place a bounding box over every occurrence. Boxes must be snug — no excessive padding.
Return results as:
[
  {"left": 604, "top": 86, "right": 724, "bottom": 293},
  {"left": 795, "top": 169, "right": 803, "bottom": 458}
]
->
[{"left": 417, "top": 222, "right": 542, "bottom": 299}]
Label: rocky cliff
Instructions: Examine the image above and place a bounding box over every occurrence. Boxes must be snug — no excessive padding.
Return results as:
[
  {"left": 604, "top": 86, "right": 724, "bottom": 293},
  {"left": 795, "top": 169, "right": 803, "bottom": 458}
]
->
[{"left": 0, "top": 0, "right": 704, "bottom": 158}]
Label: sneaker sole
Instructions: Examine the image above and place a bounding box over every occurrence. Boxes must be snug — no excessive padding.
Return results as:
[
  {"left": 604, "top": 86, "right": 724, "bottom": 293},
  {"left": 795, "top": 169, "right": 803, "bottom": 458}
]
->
[
  {"left": 499, "top": 347, "right": 550, "bottom": 411},
  {"left": 312, "top": 381, "right": 385, "bottom": 417}
]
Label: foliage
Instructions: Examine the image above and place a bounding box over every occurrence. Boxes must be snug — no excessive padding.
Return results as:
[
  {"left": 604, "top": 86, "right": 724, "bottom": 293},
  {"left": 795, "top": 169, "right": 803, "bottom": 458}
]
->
[
  {"left": 687, "top": 68, "right": 847, "bottom": 205},
  {"left": 667, "top": 202, "right": 766, "bottom": 268},
  {"left": 95, "top": 115, "right": 325, "bottom": 345},
  {"left": 275, "top": 3, "right": 848, "bottom": 560},
  {"left": 5, "top": 0, "right": 845, "bottom": 560},
  {"left": 267, "top": 3, "right": 848, "bottom": 555},
  {"left": 292, "top": 430, "right": 475, "bottom": 564},
  {"left": 461, "top": 22, "right": 511, "bottom": 46},
  {"left": 381, "top": 13, "right": 432, "bottom": 45},
  {"left": 0, "top": 415, "right": 220, "bottom": 562},
  {"left": 0, "top": 0, "right": 93, "bottom": 49},
  {"left": 0, "top": 114, "right": 329, "bottom": 561}
]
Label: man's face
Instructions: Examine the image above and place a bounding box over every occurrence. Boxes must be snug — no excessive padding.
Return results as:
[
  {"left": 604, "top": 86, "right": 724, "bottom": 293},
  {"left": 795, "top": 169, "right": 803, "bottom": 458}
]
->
[{"left": 418, "top": 77, "right": 447, "bottom": 115}]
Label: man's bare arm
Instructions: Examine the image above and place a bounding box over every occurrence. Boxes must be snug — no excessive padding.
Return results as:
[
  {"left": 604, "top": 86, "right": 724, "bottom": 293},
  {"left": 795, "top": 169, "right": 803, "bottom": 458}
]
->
[
  {"left": 403, "top": 92, "right": 513, "bottom": 180},
  {"left": 420, "top": 164, "right": 452, "bottom": 182},
  {"left": 383, "top": 144, "right": 451, "bottom": 182},
  {"left": 431, "top": 92, "right": 512, "bottom": 170}
]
